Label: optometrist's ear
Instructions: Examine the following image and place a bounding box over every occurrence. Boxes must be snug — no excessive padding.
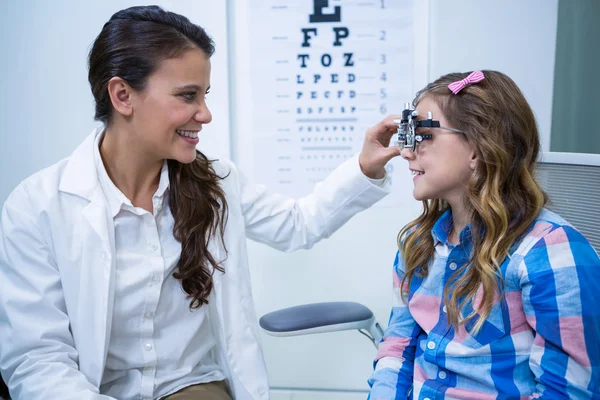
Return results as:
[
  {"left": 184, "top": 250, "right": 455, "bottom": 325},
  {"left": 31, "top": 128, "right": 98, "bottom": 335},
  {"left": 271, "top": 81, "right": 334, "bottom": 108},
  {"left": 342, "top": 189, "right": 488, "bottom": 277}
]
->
[{"left": 107, "top": 77, "right": 133, "bottom": 117}]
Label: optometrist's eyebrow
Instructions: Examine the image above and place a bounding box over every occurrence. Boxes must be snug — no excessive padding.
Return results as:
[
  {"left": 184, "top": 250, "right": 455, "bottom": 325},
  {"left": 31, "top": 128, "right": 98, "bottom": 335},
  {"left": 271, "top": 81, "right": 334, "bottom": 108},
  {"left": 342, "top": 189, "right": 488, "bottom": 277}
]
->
[{"left": 174, "top": 84, "right": 211, "bottom": 93}]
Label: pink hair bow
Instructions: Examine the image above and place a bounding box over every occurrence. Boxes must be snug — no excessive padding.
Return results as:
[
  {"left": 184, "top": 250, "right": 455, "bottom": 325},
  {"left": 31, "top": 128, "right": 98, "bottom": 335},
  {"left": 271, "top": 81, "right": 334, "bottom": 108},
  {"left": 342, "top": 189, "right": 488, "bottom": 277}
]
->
[{"left": 448, "top": 70, "right": 485, "bottom": 94}]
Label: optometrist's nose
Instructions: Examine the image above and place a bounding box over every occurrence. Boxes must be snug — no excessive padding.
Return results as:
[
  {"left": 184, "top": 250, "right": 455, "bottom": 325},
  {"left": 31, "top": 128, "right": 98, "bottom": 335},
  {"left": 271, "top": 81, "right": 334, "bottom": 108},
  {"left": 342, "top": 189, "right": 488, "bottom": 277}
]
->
[
  {"left": 194, "top": 102, "right": 212, "bottom": 124},
  {"left": 400, "top": 146, "right": 416, "bottom": 160}
]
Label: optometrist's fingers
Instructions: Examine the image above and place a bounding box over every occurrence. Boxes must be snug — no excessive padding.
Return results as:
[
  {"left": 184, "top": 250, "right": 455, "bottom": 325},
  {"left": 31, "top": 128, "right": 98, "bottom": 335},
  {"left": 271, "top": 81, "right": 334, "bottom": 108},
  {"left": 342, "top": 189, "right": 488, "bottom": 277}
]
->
[
  {"left": 366, "top": 115, "right": 403, "bottom": 147},
  {"left": 358, "top": 116, "right": 403, "bottom": 179}
]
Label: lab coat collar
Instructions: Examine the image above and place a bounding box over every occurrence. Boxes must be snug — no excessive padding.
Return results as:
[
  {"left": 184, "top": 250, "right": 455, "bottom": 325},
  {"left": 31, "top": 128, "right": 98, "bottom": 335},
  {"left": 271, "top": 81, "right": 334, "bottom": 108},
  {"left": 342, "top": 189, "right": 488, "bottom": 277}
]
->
[{"left": 59, "top": 126, "right": 104, "bottom": 201}]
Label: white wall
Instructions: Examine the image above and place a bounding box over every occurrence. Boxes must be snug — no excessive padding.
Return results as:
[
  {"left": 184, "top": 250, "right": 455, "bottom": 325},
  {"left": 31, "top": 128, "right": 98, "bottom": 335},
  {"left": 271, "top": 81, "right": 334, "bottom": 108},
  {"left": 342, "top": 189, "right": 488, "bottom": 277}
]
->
[
  {"left": 237, "top": 0, "right": 559, "bottom": 395},
  {"left": 429, "top": 0, "right": 558, "bottom": 153},
  {"left": 0, "top": 0, "right": 230, "bottom": 205}
]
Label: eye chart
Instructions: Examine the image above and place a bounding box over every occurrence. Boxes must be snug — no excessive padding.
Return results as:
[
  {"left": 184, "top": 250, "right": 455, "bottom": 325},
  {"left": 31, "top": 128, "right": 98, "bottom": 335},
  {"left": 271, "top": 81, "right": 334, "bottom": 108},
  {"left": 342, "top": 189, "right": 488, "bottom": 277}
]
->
[{"left": 247, "top": 0, "right": 417, "bottom": 204}]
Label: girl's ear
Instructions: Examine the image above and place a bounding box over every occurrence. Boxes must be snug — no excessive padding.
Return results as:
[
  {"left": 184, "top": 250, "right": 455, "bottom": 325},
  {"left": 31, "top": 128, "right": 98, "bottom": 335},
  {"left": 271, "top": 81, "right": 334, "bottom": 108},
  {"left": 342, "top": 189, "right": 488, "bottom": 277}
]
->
[{"left": 469, "top": 150, "right": 478, "bottom": 170}]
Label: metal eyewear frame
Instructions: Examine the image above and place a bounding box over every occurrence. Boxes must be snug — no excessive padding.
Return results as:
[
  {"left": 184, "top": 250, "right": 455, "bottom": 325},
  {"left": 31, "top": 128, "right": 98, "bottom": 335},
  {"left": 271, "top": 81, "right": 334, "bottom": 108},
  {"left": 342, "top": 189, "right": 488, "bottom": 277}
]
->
[{"left": 394, "top": 103, "right": 464, "bottom": 151}]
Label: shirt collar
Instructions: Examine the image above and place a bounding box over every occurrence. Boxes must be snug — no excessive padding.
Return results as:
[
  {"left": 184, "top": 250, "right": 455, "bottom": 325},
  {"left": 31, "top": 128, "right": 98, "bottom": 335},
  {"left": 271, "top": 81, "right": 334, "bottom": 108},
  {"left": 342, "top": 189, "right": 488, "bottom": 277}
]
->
[
  {"left": 155, "top": 160, "right": 170, "bottom": 199},
  {"left": 431, "top": 209, "right": 473, "bottom": 247},
  {"left": 93, "top": 130, "right": 170, "bottom": 218}
]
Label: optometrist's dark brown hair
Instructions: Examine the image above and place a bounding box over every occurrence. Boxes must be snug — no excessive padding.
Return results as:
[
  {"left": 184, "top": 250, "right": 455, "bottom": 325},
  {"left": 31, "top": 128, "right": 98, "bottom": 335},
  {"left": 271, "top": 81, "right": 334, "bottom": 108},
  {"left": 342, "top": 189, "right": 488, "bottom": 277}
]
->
[{"left": 89, "top": 5, "right": 228, "bottom": 308}]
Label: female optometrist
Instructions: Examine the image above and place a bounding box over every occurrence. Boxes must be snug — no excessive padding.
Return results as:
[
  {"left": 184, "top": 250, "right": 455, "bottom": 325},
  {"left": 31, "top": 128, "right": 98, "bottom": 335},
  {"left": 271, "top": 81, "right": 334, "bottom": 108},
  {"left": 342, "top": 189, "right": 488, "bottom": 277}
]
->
[{"left": 0, "top": 5, "right": 402, "bottom": 400}]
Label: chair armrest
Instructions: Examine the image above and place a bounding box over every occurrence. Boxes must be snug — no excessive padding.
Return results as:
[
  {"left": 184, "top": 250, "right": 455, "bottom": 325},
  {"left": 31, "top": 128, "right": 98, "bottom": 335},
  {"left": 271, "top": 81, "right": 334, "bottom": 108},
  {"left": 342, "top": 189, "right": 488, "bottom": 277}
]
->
[{"left": 259, "top": 301, "right": 382, "bottom": 346}]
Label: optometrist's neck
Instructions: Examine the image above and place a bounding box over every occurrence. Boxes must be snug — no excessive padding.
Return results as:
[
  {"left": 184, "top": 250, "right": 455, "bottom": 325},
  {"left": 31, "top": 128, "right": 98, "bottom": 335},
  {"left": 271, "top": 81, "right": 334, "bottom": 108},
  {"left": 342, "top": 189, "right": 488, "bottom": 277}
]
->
[{"left": 99, "top": 124, "right": 163, "bottom": 211}]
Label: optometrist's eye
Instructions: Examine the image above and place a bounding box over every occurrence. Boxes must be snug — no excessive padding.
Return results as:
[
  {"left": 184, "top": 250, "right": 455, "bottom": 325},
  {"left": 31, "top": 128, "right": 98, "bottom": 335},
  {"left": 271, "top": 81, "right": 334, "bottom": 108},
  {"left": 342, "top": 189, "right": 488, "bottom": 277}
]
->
[{"left": 180, "top": 92, "right": 197, "bottom": 102}]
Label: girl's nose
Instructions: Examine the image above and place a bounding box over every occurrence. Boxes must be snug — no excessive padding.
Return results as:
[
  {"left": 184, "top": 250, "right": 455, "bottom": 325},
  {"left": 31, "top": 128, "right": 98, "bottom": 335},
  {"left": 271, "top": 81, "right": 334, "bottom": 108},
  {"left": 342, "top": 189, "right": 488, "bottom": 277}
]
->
[{"left": 400, "top": 146, "right": 415, "bottom": 160}]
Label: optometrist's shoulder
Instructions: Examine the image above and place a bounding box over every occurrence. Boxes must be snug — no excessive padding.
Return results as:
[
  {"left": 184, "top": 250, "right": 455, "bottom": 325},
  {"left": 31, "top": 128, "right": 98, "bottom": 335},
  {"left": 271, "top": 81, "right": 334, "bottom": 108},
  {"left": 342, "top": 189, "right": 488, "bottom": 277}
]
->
[
  {"left": 369, "top": 70, "right": 600, "bottom": 400},
  {"left": 0, "top": 5, "right": 405, "bottom": 400}
]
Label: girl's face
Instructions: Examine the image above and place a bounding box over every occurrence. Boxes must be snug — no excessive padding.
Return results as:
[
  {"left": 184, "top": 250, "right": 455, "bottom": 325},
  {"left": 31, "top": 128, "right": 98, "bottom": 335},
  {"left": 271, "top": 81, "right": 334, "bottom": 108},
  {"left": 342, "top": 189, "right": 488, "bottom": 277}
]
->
[
  {"left": 400, "top": 96, "right": 477, "bottom": 206},
  {"left": 128, "top": 47, "right": 212, "bottom": 164}
]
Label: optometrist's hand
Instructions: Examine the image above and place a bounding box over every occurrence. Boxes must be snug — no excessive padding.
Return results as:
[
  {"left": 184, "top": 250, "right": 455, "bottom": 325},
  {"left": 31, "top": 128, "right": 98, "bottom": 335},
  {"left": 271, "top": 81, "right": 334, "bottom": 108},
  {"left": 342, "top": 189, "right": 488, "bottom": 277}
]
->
[{"left": 358, "top": 115, "right": 402, "bottom": 179}]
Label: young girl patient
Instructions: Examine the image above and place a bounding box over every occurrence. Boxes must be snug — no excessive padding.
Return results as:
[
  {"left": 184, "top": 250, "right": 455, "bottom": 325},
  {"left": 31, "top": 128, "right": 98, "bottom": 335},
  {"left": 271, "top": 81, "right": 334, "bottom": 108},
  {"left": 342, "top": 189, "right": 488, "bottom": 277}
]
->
[{"left": 368, "top": 70, "right": 600, "bottom": 399}]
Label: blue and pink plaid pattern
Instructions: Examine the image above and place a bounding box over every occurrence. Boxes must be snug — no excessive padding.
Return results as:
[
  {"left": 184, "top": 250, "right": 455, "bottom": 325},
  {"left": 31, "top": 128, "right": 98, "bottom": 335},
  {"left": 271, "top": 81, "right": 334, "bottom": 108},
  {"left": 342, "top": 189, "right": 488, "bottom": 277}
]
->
[{"left": 368, "top": 209, "right": 600, "bottom": 399}]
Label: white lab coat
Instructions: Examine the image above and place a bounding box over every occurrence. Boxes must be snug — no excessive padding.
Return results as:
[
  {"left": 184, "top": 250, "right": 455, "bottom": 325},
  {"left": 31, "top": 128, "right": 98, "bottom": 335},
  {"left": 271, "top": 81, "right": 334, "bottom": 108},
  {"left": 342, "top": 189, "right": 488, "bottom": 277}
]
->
[{"left": 0, "top": 128, "right": 390, "bottom": 400}]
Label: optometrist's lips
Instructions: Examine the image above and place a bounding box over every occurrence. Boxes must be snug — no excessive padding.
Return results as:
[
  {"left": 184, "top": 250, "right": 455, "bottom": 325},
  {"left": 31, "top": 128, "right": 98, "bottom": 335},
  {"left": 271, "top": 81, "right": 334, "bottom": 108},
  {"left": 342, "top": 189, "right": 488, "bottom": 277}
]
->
[{"left": 175, "top": 128, "right": 201, "bottom": 145}]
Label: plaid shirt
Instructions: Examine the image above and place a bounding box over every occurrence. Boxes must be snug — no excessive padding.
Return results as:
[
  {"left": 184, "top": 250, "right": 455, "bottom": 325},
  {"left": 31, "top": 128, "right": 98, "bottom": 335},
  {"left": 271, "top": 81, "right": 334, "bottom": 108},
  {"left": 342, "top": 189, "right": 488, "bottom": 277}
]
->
[{"left": 368, "top": 209, "right": 600, "bottom": 399}]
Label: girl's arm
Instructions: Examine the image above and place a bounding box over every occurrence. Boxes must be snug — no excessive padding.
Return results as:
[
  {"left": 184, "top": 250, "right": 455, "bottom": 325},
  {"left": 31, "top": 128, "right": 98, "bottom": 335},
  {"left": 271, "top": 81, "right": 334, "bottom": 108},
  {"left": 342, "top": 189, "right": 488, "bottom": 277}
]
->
[
  {"left": 368, "top": 251, "right": 421, "bottom": 400},
  {"left": 520, "top": 225, "right": 600, "bottom": 398}
]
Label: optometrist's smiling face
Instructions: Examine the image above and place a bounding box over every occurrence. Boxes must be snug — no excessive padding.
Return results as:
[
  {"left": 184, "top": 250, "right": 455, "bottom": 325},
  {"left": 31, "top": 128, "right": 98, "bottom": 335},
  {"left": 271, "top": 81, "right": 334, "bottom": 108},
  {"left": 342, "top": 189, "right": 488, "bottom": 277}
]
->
[{"left": 127, "top": 47, "right": 213, "bottom": 164}]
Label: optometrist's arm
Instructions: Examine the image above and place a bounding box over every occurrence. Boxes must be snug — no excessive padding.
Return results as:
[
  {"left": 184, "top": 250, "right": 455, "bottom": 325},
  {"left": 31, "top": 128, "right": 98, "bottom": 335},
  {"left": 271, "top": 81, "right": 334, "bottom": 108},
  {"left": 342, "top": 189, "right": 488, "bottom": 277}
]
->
[
  {"left": 232, "top": 117, "right": 401, "bottom": 252},
  {"left": 520, "top": 225, "right": 600, "bottom": 398},
  {"left": 231, "top": 156, "right": 391, "bottom": 252},
  {"left": 368, "top": 251, "right": 421, "bottom": 400},
  {"left": 0, "top": 184, "right": 116, "bottom": 400}
]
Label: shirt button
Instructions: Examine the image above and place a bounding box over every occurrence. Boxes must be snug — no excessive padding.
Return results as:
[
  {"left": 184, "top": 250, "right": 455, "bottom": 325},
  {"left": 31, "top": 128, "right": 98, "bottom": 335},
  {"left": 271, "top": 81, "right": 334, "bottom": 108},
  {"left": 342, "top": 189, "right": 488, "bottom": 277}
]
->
[
  {"left": 144, "top": 343, "right": 153, "bottom": 351},
  {"left": 144, "top": 312, "right": 154, "bottom": 319},
  {"left": 442, "top": 305, "right": 447, "bottom": 313},
  {"left": 449, "top": 262, "right": 457, "bottom": 270},
  {"left": 439, "top": 370, "right": 447, "bottom": 379},
  {"left": 144, "top": 367, "right": 154, "bottom": 375},
  {"left": 427, "top": 341, "right": 436, "bottom": 350},
  {"left": 152, "top": 275, "right": 161, "bottom": 284},
  {"left": 149, "top": 243, "right": 158, "bottom": 252},
  {"left": 101, "top": 251, "right": 109, "bottom": 262}
]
